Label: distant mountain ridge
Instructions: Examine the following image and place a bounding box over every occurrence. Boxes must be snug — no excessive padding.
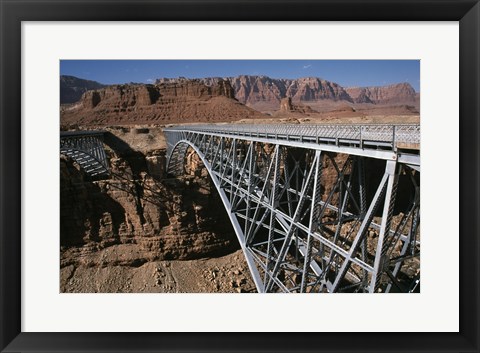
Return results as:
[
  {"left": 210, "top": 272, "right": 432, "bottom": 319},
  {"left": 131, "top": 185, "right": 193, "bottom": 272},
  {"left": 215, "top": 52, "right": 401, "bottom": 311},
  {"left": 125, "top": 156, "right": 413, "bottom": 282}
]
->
[
  {"left": 60, "top": 74, "right": 419, "bottom": 112},
  {"left": 60, "top": 75, "right": 106, "bottom": 104},
  {"left": 156, "top": 75, "right": 418, "bottom": 111}
]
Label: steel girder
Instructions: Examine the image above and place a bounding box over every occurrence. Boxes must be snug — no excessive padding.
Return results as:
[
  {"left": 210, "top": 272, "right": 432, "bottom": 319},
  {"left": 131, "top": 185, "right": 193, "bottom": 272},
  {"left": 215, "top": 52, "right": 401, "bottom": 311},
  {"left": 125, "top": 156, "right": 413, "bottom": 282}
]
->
[
  {"left": 165, "top": 129, "right": 420, "bottom": 293},
  {"left": 60, "top": 132, "right": 110, "bottom": 177},
  {"left": 168, "top": 123, "right": 420, "bottom": 147}
]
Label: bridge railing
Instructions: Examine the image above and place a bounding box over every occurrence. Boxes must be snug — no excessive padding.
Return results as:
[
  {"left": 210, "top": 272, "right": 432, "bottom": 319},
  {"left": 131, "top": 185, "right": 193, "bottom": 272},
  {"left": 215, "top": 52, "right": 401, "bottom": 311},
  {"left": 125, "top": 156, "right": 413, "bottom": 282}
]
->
[{"left": 164, "top": 123, "right": 420, "bottom": 148}]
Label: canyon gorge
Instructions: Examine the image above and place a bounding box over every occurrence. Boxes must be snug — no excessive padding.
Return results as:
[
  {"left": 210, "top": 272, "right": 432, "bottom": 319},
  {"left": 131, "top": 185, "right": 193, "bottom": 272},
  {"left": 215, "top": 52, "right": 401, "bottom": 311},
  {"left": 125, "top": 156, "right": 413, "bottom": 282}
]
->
[
  {"left": 60, "top": 75, "right": 420, "bottom": 293},
  {"left": 61, "top": 127, "right": 257, "bottom": 293}
]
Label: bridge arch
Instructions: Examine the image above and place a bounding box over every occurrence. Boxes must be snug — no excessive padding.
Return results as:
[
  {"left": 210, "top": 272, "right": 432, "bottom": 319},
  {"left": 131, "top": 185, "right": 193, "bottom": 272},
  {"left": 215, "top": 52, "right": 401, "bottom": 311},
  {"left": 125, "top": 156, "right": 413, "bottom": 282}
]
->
[{"left": 167, "top": 139, "right": 265, "bottom": 292}]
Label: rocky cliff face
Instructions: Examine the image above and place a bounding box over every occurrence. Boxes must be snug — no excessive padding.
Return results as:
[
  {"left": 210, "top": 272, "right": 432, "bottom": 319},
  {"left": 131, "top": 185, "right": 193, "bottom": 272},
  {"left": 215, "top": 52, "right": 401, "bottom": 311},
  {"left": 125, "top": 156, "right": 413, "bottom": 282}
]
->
[
  {"left": 60, "top": 131, "right": 240, "bottom": 264},
  {"left": 157, "top": 75, "right": 418, "bottom": 112},
  {"left": 230, "top": 75, "right": 352, "bottom": 111},
  {"left": 232, "top": 76, "right": 285, "bottom": 109},
  {"left": 284, "top": 77, "right": 352, "bottom": 102},
  {"left": 277, "top": 97, "right": 316, "bottom": 115},
  {"left": 279, "top": 97, "right": 294, "bottom": 111},
  {"left": 61, "top": 74, "right": 419, "bottom": 128},
  {"left": 167, "top": 75, "right": 352, "bottom": 111},
  {"left": 61, "top": 80, "right": 264, "bottom": 127},
  {"left": 60, "top": 127, "right": 260, "bottom": 293},
  {"left": 345, "top": 83, "right": 417, "bottom": 105}
]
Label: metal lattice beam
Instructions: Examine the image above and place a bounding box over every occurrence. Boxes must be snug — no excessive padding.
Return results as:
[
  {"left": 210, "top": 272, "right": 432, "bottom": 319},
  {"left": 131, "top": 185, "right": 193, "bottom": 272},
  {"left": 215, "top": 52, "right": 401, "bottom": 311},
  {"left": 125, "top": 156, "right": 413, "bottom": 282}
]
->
[
  {"left": 164, "top": 124, "right": 421, "bottom": 293},
  {"left": 60, "top": 131, "right": 109, "bottom": 177}
]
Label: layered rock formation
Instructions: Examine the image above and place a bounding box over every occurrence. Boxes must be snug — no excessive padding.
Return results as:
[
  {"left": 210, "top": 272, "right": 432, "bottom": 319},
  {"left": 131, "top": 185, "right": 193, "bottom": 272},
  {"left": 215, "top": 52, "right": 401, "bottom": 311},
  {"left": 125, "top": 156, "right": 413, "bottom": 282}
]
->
[
  {"left": 60, "top": 130, "right": 240, "bottom": 263},
  {"left": 278, "top": 97, "right": 316, "bottom": 115},
  {"left": 158, "top": 75, "right": 352, "bottom": 111},
  {"left": 61, "top": 79, "right": 264, "bottom": 127},
  {"left": 61, "top": 74, "right": 419, "bottom": 126},
  {"left": 60, "top": 74, "right": 419, "bottom": 127},
  {"left": 345, "top": 83, "right": 417, "bottom": 105},
  {"left": 279, "top": 97, "right": 294, "bottom": 111},
  {"left": 157, "top": 75, "right": 418, "bottom": 112}
]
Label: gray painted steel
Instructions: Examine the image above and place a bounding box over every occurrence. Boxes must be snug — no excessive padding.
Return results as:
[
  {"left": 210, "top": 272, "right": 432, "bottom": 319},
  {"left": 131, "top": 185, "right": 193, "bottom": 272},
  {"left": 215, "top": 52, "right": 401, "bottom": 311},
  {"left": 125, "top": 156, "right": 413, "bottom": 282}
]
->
[
  {"left": 165, "top": 124, "right": 420, "bottom": 293},
  {"left": 60, "top": 131, "right": 109, "bottom": 177}
]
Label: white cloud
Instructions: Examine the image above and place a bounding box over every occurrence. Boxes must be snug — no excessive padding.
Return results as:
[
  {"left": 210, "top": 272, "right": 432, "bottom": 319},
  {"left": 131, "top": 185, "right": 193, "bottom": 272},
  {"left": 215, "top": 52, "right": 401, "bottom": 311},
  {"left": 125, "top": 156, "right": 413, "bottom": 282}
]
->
[
  {"left": 146, "top": 78, "right": 154, "bottom": 83},
  {"left": 303, "top": 64, "right": 312, "bottom": 69}
]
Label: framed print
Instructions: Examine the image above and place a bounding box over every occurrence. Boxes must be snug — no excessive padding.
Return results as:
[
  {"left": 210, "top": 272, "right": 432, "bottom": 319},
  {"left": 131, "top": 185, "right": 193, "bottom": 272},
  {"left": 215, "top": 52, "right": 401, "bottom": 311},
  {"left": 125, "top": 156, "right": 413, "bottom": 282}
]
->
[{"left": 1, "top": 0, "right": 479, "bottom": 352}]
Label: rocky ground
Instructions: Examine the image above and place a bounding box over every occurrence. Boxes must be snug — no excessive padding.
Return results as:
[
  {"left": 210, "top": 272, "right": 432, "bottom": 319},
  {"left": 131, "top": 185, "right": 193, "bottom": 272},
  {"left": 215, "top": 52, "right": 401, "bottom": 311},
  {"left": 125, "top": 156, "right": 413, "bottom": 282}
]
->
[{"left": 61, "top": 249, "right": 256, "bottom": 293}]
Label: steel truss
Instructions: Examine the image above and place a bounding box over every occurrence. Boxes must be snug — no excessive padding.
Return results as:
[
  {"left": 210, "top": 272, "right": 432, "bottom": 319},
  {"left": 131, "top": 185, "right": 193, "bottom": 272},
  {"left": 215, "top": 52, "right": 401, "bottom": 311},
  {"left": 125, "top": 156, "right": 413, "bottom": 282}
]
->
[
  {"left": 165, "top": 127, "right": 420, "bottom": 293},
  {"left": 60, "top": 131, "right": 110, "bottom": 177}
]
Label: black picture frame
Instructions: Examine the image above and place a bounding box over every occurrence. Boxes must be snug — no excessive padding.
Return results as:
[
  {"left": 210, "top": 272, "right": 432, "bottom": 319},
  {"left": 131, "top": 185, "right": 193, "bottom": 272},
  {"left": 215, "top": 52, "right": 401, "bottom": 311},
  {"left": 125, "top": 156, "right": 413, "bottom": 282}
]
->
[{"left": 1, "top": 1, "right": 478, "bottom": 352}]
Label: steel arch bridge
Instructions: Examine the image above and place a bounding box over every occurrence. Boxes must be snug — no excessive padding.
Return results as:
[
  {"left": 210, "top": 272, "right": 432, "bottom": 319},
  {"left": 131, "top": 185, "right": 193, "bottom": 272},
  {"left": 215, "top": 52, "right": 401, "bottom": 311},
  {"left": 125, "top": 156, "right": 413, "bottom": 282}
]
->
[
  {"left": 165, "top": 123, "right": 420, "bottom": 294},
  {"left": 60, "top": 131, "right": 109, "bottom": 177}
]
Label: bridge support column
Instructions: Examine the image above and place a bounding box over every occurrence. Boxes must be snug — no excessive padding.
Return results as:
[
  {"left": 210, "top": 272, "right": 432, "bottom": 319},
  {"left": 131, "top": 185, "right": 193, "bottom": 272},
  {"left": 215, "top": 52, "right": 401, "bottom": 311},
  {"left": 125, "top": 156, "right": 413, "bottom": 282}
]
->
[
  {"left": 369, "top": 160, "right": 399, "bottom": 293},
  {"left": 264, "top": 145, "right": 282, "bottom": 285},
  {"left": 300, "top": 150, "right": 322, "bottom": 293},
  {"left": 330, "top": 168, "right": 389, "bottom": 293}
]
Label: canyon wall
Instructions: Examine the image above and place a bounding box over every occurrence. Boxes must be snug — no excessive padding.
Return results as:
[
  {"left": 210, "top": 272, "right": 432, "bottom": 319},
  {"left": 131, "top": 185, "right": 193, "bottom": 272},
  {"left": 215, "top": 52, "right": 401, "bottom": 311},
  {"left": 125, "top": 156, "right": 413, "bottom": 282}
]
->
[
  {"left": 156, "top": 75, "right": 419, "bottom": 112},
  {"left": 61, "top": 80, "right": 264, "bottom": 127},
  {"left": 60, "top": 129, "right": 241, "bottom": 272},
  {"left": 345, "top": 83, "right": 418, "bottom": 105}
]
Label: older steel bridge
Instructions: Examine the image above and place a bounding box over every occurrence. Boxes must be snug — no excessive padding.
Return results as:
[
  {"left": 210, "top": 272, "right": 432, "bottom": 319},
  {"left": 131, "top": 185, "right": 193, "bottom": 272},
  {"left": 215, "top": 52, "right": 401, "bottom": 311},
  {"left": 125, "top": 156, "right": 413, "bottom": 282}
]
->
[
  {"left": 60, "top": 130, "right": 109, "bottom": 177},
  {"left": 164, "top": 123, "right": 420, "bottom": 293}
]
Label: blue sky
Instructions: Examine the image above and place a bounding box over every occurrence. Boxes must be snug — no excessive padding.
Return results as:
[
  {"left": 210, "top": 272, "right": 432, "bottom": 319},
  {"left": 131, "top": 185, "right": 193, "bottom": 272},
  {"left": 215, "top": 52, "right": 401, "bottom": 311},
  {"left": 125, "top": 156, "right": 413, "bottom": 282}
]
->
[{"left": 60, "top": 60, "right": 420, "bottom": 92}]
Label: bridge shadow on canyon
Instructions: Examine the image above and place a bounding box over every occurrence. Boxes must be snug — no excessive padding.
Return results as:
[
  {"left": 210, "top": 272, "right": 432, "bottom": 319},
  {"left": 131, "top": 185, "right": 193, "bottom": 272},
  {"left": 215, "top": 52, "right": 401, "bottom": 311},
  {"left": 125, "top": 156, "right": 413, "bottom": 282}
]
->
[{"left": 60, "top": 132, "right": 240, "bottom": 260}]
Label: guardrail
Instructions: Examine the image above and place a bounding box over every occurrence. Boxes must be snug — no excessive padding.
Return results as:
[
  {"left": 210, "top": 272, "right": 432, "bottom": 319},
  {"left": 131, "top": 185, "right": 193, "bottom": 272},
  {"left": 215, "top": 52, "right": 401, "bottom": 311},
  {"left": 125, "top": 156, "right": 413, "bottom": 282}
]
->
[
  {"left": 60, "top": 130, "right": 106, "bottom": 138},
  {"left": 164, "top": 123, "right": 420, "bottom": 149}
]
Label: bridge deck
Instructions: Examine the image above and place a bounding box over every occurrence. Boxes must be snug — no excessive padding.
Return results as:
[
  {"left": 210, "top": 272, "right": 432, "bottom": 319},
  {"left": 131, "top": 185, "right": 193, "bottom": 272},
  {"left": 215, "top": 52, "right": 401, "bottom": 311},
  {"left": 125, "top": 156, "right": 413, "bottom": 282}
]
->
[
  {"left": 165, "top": 123, "right": 419, "bottom": 147},
  {"left": 164, "top": 123, "right": 420, "bottom": 165}
]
